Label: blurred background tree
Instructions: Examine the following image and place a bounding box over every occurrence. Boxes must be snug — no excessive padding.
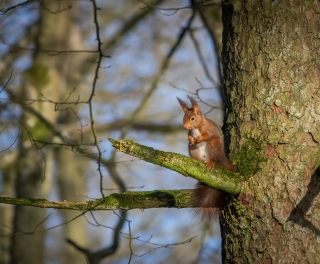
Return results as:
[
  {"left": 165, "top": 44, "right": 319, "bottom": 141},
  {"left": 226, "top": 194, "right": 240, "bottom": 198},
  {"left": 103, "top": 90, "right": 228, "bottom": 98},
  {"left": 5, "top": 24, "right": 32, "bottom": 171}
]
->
[{"left": 0, "top": 1, "right": 224, "bottom": 263}]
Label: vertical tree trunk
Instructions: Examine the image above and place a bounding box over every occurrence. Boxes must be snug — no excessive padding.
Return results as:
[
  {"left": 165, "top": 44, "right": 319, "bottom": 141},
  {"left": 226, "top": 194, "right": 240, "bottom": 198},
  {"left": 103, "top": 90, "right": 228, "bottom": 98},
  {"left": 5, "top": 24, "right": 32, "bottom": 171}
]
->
[
  {"left": 10, "top": 1, "right": 73, "bottom": 263},
  {"left": 53, "top": 4, "right": 88, "bottom": 263},
  {"left": 221, "top": 1, "right": 320, "bottom": 263}
]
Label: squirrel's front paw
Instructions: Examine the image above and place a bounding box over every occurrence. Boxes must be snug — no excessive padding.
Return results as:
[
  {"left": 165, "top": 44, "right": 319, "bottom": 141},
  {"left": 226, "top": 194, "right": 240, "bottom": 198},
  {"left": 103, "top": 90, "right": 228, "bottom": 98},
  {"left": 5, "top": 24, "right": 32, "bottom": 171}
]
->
[
  {"left": 205, "top": 160, "right": 216, "bottom": 170},
  {"left": 188, "top": 136, "right": 196, "bottom": 145}
]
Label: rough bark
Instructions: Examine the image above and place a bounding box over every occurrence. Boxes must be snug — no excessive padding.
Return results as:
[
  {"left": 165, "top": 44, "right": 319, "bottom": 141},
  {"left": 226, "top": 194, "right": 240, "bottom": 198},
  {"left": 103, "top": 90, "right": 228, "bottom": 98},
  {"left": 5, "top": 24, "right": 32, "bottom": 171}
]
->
[{"left": 221, "top": 1, "right": 320, "bottom": 263}]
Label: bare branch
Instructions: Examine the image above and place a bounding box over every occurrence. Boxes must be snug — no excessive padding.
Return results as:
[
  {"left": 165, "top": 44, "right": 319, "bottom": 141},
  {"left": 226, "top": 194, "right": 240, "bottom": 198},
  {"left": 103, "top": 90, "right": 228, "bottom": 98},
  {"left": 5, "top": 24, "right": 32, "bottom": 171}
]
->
[
  {"left": 188, "top": 29, "right": 220, "bottom": 87},
  {"left": 88, "top": 0, "right": 108, "bottom": 198},
  {"left": 139, "top": 0, "right": 222, "bottom": 12},
  {"left": 192, "top": 0, "right": 224, "bottom": 102},
  {"left": 38, "top": 0, "right": 72, "bottom": 15},
  {"left": 0, "top": 39, "right": 104, "bottom": 56},
  {"left": 85, "top": 119, "right": 184, "bottom": 134},
  {"left": 119, "top": 9, "right": 196, "bottom": 138},
  {"left": 0, "top": 0, "right": 36, "bottom": 15},
  {"left": 0, "top": 68, "right": 13, "bottom": 94},
  {"left": 0, "top": 127, "right": 20, "bottom": 154},
  {"left": 67, "top": 211, "right": 127, "bottom": 264}
]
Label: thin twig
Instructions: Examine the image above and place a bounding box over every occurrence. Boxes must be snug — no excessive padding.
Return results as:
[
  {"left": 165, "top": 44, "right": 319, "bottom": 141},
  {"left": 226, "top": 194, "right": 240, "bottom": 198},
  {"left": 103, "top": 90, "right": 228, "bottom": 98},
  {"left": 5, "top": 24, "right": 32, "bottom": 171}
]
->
[
  {"left": 0, "top": 0, "right": 36, "bottom": 15},
  {"left": 0, "top": 68, "right": 13, "bottom": 94},
  {"left": 119, "top": 9, "right": 196, "bottom": 139},
  {"left": 0, "top": 39, "right": 105, "bottom": 56},
  {"left": 89, "top": 0, "right": 107, "bottom": 198},
  {"left": 189, "top": 29, "right": 220, "bottom": 87},
  {"left": 0, "top": 128, "right": 20, "bottom": 154},
  {"left": 139, "top": 0, "right": 222, "bottom": 12}
]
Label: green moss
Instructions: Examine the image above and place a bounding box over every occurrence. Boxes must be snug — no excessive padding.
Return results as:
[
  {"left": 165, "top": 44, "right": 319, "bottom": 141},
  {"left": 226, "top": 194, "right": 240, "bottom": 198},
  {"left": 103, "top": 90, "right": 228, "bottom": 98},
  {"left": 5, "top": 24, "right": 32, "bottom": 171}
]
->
[
  {"left": 28, "top": 119, "right": 54, "bottom": 142},
  {"left": 232, "top": 0, "right": 242, "bottom": 12},
  {"left": 233, "top": 138, "right": 267, "bottom": 179},
  {"left": 209, "top": 9, "right": 221, "bottom": 22},
  {"left": 106, "top": 190, "right": 192, "bottom": 209},
  {"left": 26, "top": 197, "right": 47, "bottom": 202},
  {"left": 26, "top": 63, "right": 50, "bottom": 90},
  {"left": 109, "top": 138, "right": 242, "bottom": 195},
  {"left": 23, "top": 197, "right": 48, "bottom": 207}
]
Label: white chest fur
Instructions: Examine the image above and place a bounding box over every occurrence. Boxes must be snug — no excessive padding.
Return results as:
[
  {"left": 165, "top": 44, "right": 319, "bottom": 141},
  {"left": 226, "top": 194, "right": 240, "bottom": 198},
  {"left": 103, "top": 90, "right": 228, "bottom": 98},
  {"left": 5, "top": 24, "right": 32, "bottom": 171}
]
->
[
  {"left": 190, "top": 129, "right": 208, "bottom": 161},
  {"left": 190, "top": 129, "right": 201, "bottom": 139}
]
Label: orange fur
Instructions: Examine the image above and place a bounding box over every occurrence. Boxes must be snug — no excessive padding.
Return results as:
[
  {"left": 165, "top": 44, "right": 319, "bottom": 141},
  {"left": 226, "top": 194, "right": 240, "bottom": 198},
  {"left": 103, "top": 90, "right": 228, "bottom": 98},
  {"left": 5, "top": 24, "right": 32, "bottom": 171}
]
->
[{"left": 177, "top": 96, "right": 234, "bottom": 220}]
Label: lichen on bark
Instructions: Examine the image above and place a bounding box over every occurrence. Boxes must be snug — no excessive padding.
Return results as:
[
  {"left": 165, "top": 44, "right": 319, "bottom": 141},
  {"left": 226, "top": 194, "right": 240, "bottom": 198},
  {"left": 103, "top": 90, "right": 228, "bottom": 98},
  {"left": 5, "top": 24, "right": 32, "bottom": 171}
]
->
[{"left": 221, "top": 1, "right": 320, "bottom": 263}]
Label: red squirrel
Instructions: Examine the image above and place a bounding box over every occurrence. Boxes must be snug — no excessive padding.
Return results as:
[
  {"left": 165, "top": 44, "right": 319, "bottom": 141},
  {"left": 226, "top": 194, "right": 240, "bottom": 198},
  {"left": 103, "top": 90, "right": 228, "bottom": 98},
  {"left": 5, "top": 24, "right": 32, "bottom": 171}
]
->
[{"left": 177, "top": 95, "right": 234, "bottom": 219}]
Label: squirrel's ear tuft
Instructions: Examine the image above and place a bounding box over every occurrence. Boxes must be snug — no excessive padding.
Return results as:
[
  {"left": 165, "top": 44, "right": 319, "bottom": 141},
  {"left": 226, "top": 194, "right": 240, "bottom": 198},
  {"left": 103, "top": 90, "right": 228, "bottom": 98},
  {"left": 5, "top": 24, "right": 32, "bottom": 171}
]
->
[
  {"left": 188, "top": 95, "right": 201, "bottom": 113},
  {"left": 177, "top": 97, "right": 188, "bottom": 112}
]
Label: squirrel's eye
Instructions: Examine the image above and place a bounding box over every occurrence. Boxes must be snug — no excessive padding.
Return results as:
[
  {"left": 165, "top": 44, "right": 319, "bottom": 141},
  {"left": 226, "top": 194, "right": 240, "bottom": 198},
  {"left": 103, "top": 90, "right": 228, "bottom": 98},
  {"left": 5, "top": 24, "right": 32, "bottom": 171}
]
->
[{"left": 191, "top": 117, "right": 195, "bottom": 121}]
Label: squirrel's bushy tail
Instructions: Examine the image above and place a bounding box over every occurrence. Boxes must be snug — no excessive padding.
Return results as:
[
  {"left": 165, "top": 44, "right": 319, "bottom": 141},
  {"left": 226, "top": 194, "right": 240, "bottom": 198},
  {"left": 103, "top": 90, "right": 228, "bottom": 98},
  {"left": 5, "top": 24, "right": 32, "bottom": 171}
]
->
[
  {"left": 192, "top": 160, "right": 235, "bottom": 220},
  {"left": 191, "top": 182, "right": 225, "bottom": 220}
]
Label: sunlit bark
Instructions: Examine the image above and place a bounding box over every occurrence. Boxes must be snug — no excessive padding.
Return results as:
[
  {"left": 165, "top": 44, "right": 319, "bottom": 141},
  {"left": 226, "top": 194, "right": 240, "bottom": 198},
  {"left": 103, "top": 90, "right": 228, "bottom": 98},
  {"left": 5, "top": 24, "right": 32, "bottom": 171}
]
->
[{"left": 221, "top": 1, "right": 320, "bottom": 263}]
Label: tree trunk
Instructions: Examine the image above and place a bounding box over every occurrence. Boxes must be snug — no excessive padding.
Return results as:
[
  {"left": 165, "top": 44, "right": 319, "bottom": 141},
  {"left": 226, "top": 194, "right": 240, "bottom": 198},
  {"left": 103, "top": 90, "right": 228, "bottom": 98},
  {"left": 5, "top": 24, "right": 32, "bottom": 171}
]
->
[
  {"left": 10, "top": 1, "right": 72, "bottom": 263},
  {"left": 221, "top": 1, "right": 320, "bottom": 263}
]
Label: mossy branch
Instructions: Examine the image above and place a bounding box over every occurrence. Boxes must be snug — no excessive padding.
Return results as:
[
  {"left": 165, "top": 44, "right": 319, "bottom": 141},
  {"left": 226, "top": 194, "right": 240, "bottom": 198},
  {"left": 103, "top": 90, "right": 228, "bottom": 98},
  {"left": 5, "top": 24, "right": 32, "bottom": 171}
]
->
[
  {"left": 0, "top": 141, "right": 242, "bottom": 211},
  {"left": 0, "top": 190, "right": 192, "bottom": 210},
  {"left": 109, "top": 138, "right": 241, "bottom": 195}
]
